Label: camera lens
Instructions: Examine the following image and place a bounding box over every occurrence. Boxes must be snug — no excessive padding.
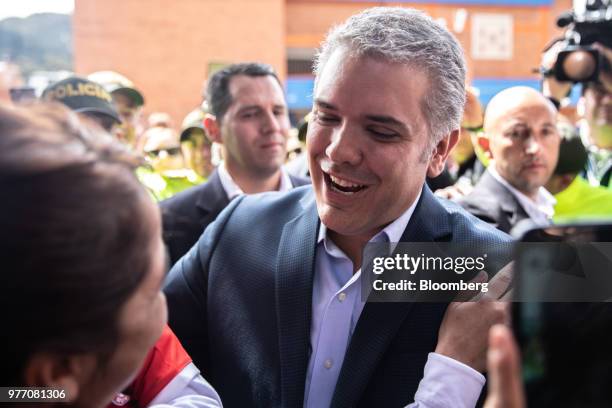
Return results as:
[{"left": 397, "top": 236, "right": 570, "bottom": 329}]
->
[{"left": 563, "top": 50, "right": 598, "bottom": 81}]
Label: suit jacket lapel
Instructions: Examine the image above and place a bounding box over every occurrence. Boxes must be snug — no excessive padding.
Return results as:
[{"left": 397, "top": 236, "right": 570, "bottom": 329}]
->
[
  {"left": 195, "top": 169, "right": 230, "bottom": 219},
  {"left": 479, "top": 172, "right": 528, "bottom": 225},
  {"left": 275, "top": 198, "right": 319, "bottom": 407},
  {"left": 331, "top": 186, "right": 452, "bottom": 407}
]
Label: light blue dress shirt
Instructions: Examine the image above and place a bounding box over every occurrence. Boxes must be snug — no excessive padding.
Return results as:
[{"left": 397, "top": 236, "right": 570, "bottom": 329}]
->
[{"left": 303, "top": 190, "right": 485, "bottom": 408}]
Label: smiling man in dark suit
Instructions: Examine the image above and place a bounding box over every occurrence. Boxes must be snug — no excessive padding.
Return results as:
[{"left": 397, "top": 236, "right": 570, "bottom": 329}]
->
[
  {"left": 165, "top": 7, "right": 512, "bottom": 408},
  {"left": 160, "top": 63, "right": 308, "bottom": 265}
]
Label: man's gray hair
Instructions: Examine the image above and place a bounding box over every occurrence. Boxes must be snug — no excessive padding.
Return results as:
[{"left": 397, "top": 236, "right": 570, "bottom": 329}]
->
[{"left": 314, "top": 7, "right": 466, "bottom": 147}]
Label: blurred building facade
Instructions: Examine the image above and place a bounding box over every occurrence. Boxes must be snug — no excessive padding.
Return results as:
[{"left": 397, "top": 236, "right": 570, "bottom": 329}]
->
[{"left": 74, "top": 0, "right": 572, "bottom": 125}]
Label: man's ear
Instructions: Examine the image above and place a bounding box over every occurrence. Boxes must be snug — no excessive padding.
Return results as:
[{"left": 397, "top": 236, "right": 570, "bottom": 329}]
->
[
  {"left": 427, "top": 129, "right": 459, "bottom": 178},
  {"left": 203, "top": 114, "right": 222, "bottom": 145},
  {"left": 22, "top": 353, "right": 96, "bottom": 403}
]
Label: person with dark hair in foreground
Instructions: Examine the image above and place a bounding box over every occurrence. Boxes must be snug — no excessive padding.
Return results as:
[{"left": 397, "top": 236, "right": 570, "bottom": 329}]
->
[{"left": 0, "top": 104, "right": 221, "bottom": 407}]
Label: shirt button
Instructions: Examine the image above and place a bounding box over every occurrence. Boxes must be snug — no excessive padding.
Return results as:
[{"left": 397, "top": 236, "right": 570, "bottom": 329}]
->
[
  {"left": 338, "top": 292, "right": 347, "bottom": 302},
  {"left": 324, "top": 359, "right": 333, "bottom": 369}
]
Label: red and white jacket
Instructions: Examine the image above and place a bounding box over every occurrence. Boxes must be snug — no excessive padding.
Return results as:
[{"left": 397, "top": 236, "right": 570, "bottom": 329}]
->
[{"left": 108, "top": 325, "right": 222, "bottom": 408}]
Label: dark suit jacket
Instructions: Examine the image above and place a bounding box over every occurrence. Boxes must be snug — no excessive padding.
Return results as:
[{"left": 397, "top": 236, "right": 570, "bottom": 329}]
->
[
  {"left": 160, "top": 169, "right": 309, "bottom": 265},
  {"left": 459, "top": 170, "right": 530, "bottom": 234},
  {"left": 163, "top": 185, "right": 512, "bottom": 408}
]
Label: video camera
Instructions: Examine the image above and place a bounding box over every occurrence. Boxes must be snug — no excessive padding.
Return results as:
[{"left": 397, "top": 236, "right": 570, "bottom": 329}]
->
[{"left": 551, "top": 0, "right": 612, "bottom": 83}]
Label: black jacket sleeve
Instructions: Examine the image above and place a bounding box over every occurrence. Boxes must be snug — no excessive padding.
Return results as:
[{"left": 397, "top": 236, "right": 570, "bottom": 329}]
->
[{"left": 163, "top": 196, "right": 245, "bottom": 373}]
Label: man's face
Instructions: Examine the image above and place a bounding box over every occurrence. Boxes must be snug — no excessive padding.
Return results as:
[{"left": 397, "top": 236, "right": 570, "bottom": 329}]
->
[
  {"left": 181, "top": 129, "right": 214, "bottom": 178},
  {"left": 77, "top": 198, "right": 166, "bottom": 407},
  {"left": 112, "top": 92, "right": 142, "bottom": 148},
  {"left": 488, "top": 96, "right": 560, "bottom": 196},
  {"left": 308, "top": 50, "right": 446, "bottom": 239},
  {"left": 583, "top": 81, "right": 612, "bottom": 149},
  {"left": 143, "top": 128, "right": 185, "bottom": 173},
  {"left": 579, "top": 43, "right": 612, "bottom": 149},
  {"left": 218, "top": 75, "right": 289, "bottom": 176}
]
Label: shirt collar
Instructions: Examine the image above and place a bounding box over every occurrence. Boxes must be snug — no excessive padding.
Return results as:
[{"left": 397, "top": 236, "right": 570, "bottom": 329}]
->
[
  {"left": 218, "top": 161, "right": 293, "bottom": 200},
  {"left": 488, "top": 164, "right": 556, "bottom": 222},
  {"left": 317, "top": 188, "right": 423, "bottom": 253}
]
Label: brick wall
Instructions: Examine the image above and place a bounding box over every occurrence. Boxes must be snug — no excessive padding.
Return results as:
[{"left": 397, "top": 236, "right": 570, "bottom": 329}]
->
[
  {"left": 74, "top": 0, "right": 286, "bottom": 128},
  {"left": 74, "top": 0, "right": 573, "bottom": 124},
  {"left": 286, "top": 0, "right": 572, "bottom": 81}
]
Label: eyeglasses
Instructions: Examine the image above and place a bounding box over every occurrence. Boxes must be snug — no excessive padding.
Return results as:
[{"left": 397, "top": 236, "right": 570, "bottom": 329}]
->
[{"left": 146, "top": 147, "right": 182, "bottom": 158}]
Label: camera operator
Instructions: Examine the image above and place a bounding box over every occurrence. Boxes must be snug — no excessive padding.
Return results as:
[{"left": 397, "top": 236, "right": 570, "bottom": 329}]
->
[{"left": 540, "top": 0, "right": 612, "bottom": 187}]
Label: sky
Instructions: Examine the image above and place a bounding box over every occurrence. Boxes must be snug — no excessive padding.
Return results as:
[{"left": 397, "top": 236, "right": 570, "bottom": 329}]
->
[{"left": 0, "top": 0, "right": 74, "bottom": 20}]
